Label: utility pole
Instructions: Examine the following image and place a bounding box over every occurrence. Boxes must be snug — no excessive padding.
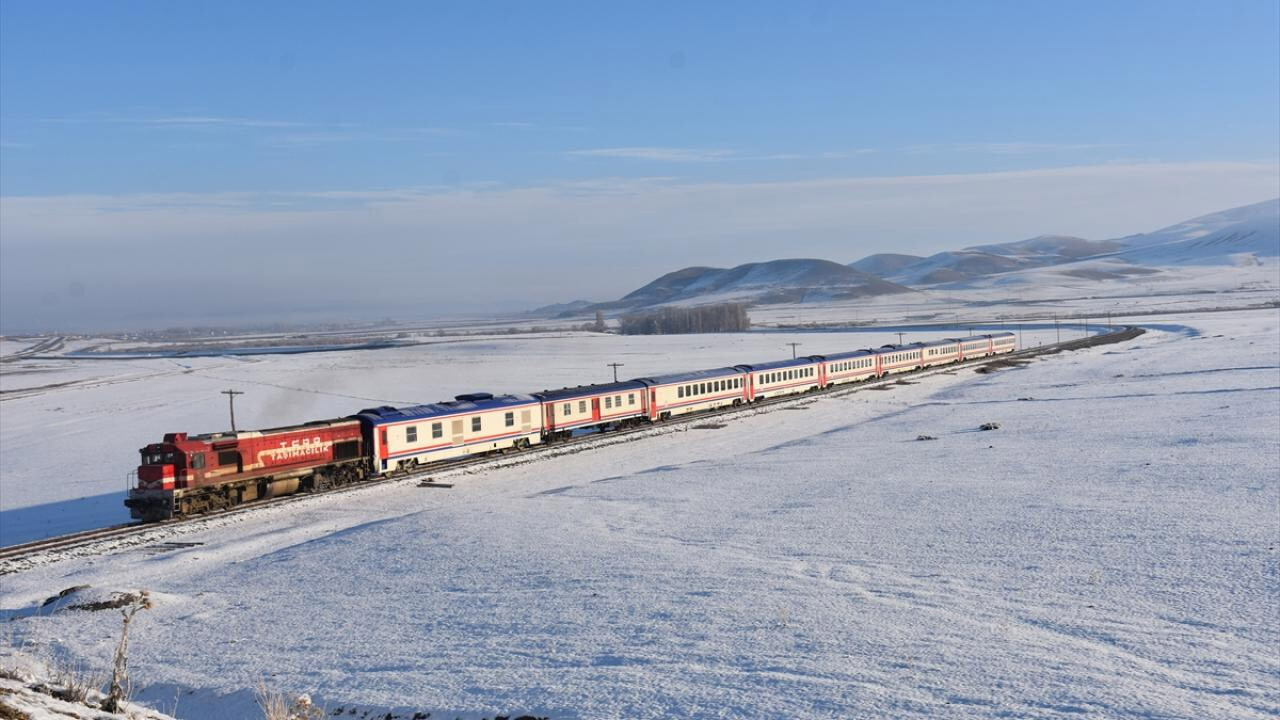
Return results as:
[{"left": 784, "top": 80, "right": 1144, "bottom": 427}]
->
[
  {"left": 221, "top": 389, "right": 244, "bottom": 433},
  {"left": 607, "top": 363, "right": 625, "bottom": 383},
  {"left": 786, "top": 342, "right": 802, "bottom": 359},
  {"left": 895, "top": 332, "right": 905, "bottom": 346}
]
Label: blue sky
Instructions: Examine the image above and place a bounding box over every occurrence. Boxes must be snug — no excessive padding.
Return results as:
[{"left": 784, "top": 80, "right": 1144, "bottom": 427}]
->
[{"left": 1, "top": 1, "right": 1278, "bottom": 330}]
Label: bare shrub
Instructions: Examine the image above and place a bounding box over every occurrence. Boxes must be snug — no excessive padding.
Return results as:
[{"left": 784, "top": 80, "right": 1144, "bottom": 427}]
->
[
  {"left": 256, "top": 682, "right": 325, "bottom": 720},
  {"left": 101, "top": 590, "right": 153, "bottom": 713},
  {"left": 50, "top": 658, "right": 100, "bottom": 705}
]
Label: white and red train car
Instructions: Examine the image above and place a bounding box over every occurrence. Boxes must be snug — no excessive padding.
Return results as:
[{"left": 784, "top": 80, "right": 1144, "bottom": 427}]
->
[
  {"left": 636, "top": 367, "right": 747, "bottom": 420},
  {"left": 357, "top": 393, "right": 543, "bottom": 474},
  {"left": 535, "top": 381, "right": 649, "bottom": 439},
  {"left": 734, "top": 357, "right": 822, "bottom": 401}
]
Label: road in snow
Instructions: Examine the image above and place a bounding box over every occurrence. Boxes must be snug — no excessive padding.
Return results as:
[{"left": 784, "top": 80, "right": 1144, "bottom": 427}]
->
[{"left": 0, "top": 309, "right": 1275, "bottom": 719}]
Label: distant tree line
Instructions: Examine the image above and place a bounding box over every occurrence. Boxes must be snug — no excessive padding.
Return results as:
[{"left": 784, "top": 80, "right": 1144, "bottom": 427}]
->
[{"left": 619, "top": 303, "right": 751, "bottom": 335}]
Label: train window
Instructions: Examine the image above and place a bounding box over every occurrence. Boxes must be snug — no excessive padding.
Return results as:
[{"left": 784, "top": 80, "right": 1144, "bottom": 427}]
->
[
  {"left": 432, "top": 422, "right": 442, "bottom": 438},
  {"left": 605, "top": 397, "right": 612, "bottom": 409},
  {"left": 628, "top": 393, "right": 635, "bottom": 405},
  {"left": 190, "top": 452, "right": 205, "bottom": 469},
  {"left": 505, "top": 412, "right": 514, "bottom": 427},
  {"left": 472, "top": 416, "right": 481, "bottom": 432},
  {"left": 678, "top": 386, "right": 684, "bottom": 398},
  {"left": 406, "top": 426, "right": 418, "bottom": 443},
  {"left": 217, "top": 450, "right": 239, "bottom": 466},
  {"left": 579, "top": 400, "right": 587, "bottom": 413},
  {"left": 697, "top": 383, "right": 704, "bottom": 394},
  {"left": 380, "top": 430, "right": 388, "bottom": 446},
  {"left": 563, "top": 403, "right": 571, "bottom": 415}
]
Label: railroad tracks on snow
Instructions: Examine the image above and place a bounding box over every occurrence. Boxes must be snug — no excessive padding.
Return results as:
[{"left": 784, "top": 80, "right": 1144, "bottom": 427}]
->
[{"left": 0, "top": 325, "right": 1144, "bottom": 574}]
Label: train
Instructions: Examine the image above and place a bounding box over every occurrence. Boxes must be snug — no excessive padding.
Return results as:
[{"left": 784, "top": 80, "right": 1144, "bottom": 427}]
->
[{"left": 125, "top": 332, "right": 1018, "bottom": 521}]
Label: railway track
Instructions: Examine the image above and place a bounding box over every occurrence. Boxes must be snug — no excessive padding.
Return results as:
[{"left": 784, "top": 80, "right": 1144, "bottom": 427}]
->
[{"left": 0, "top": 325, "right": 1144, "bottom": 573}]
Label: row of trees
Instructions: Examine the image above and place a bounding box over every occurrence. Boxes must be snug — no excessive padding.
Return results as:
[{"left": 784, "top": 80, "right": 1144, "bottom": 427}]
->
[{"left": 619, "top": 303, "right": 751, "bottom": 335}]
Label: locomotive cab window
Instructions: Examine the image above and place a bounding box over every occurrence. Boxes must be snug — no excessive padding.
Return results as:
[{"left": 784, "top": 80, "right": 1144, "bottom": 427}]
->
[{"left": 190, "top": 452, "right": 205, "bottom": 469}]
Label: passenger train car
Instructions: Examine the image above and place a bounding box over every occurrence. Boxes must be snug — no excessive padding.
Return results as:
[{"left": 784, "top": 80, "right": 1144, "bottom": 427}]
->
[
  {"left": 638, "top": 367, "right": 747, "bottom": 420},
  {"left": 127, "top": 332, "right": 1018, "bottom": 520},
  {"left": 357, "top": 393, "right": 543, "bottom": 474}
]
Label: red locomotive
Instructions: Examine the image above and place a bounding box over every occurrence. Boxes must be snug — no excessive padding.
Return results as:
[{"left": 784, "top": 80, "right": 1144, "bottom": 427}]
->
[{"left": 126, "top": 418, "right": 368, "bottom": 521}]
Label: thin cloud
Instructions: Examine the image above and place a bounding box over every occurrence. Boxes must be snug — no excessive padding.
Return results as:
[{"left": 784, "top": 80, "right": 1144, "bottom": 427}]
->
[
  {"left": 489, "top": 121, "right": 536, "bottom": 129},
  {"left": 906, "top": 141, "right": 1125, "bottom": 155},
  {"left": 747, "top": 149, "right": 877, "bottom": 161},
  {"left": 570, "top": 147, "right": 876, "bottom": 162},
  {"left": 37, "top": 115, "right": 319, "bottom": 129},
  {"left": 569, "top": 146, "right": 738, "bottom": 162},
  {"left": 145, "top": 116, "right": 315, "bottom": 128}
]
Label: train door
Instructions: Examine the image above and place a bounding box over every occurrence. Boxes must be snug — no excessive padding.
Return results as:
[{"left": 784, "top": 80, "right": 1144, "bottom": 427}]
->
[
  {"left": 818, "top": 363, "right": 827, "bottom": 387},
  {"left": 450, "top": 419, "right": 464, "bottom": 447},
  {"left": 649, "top": 389, "right": 658, "bottom": 419},
  {"left": 747, "top": 373, "right": 755, "bottom": 401},
  {"left": 591, "top": 397, "right": 601, "bottom": 422}
]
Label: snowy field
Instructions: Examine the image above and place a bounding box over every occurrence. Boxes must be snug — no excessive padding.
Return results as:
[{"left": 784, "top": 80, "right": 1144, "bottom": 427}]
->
[
  {"left": 0, "top": 325, "right": 1065, "bottom": 546},
  {"left": 0, "top": 308, "right": 1276, "bottom": 719}
]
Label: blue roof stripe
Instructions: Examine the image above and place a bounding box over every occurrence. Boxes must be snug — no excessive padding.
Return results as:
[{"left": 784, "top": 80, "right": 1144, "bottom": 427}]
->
[
  {"left": 357, "top": 393, "right": 538, "bottom": 424},
  {"left": 533, "top": 380, "right": 647, "bottom": 402},
  {"left": 733, "top": 357, "right": 820, "bottom": 372},
  {"left": 636, "top": 366, "right": 742, "bottom": 386}
]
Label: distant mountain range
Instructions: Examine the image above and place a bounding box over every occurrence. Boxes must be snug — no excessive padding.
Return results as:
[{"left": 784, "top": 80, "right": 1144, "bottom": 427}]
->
[{"left": 530, "top": 198, "right": 1279, "bottom": 317}]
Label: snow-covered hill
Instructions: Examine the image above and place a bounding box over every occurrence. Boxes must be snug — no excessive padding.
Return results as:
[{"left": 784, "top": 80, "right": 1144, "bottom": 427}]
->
[
  {"left": 600, "top": 258, "right": 913, "bottom": 309},
  {"left": 884, "top": 250, "right": 1039, "bottom": 285},
  {"left": 1103, "top": 198, "right": 1279, "bottom": 266},
  {"left": 848, "top": 252, "right": 924, "bottom": 277},
  {"left": 873, "top": 199, "right": 1278, "bottom": 288},
  {"left": 966, "top": 234, "right": 1124, "bottom": 261}
]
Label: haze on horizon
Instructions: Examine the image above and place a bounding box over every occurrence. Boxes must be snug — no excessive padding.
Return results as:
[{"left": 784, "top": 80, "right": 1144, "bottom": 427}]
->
[{"left": 2, "top": 1, "right": 1278, "bottom": 334}]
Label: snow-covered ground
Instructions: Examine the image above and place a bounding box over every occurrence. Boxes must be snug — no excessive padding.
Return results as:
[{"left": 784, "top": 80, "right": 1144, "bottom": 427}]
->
[
  {"left": 1, "top": 308, "right": 1275, "bottom": 718},
  {"left": 0, "top": 326, "right": 1064, "bottom": 547}
]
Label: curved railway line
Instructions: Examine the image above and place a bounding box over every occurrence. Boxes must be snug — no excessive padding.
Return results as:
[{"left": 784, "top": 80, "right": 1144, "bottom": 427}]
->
[{"left": 0, "top": 325, "right": 1144, "bottom": 574}]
